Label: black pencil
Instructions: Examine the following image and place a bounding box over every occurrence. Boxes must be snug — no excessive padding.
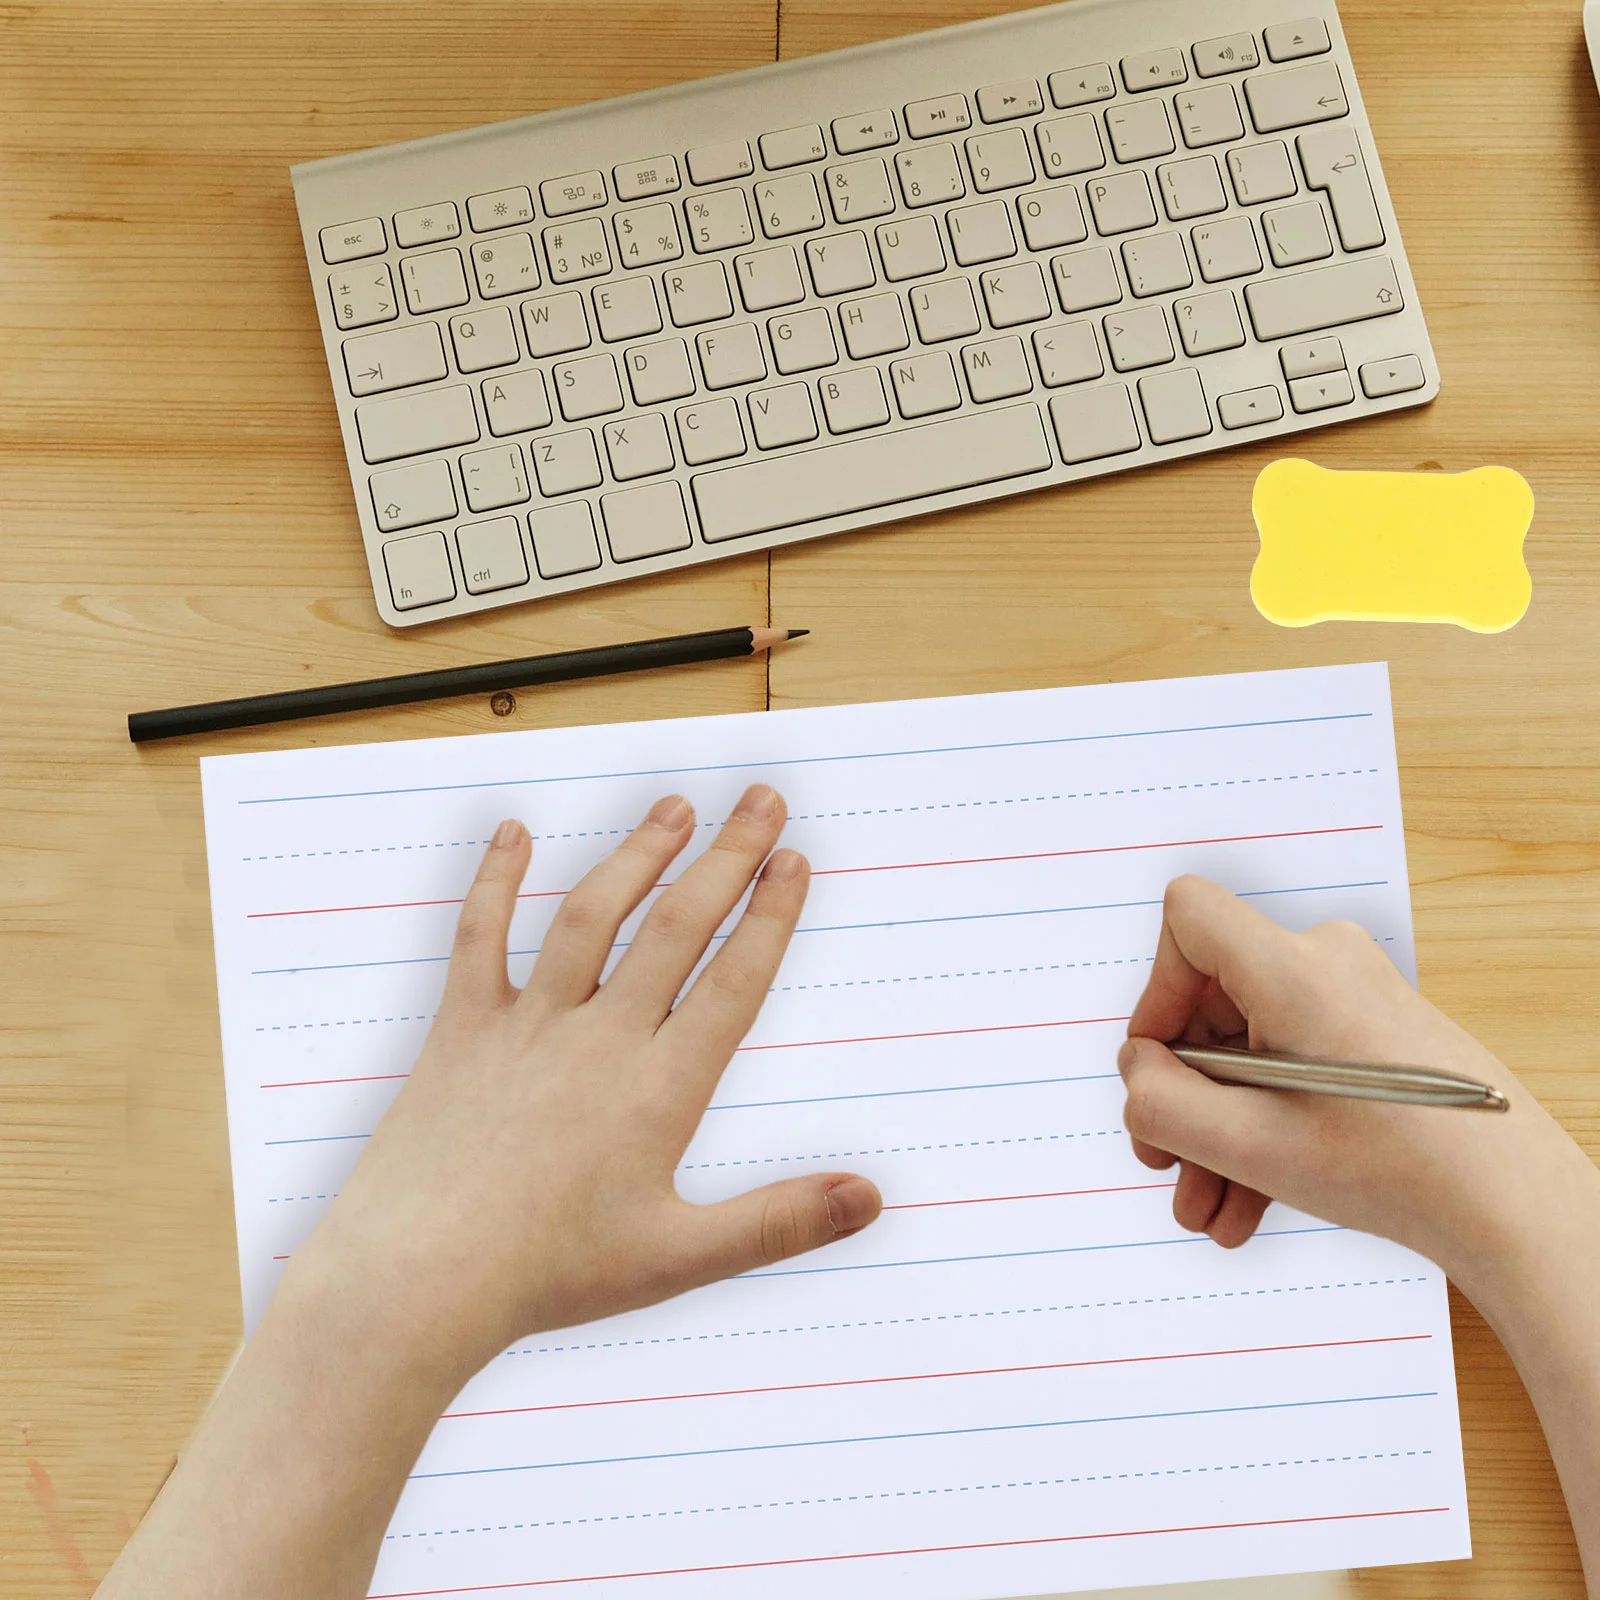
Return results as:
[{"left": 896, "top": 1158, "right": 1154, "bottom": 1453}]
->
[{"left": 127, "top": 626, "right": 808, "bottom": 743}]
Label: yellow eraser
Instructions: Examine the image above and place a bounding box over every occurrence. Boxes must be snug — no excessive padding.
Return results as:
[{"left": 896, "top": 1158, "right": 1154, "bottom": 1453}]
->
[{"left": 1250, "top": 459, "right": 1534, "bottom": 633}]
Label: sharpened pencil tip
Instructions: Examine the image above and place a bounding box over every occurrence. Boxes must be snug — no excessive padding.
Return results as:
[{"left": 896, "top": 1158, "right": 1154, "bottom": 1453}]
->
[{"left": 786, "top": 628, "right": 810, "bottom": 639}]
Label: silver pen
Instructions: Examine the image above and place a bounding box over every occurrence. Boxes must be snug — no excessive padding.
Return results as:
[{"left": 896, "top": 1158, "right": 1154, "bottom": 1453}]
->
[{"left": 1169, "top": 1043, "right": 1511, "bottom": 1113}]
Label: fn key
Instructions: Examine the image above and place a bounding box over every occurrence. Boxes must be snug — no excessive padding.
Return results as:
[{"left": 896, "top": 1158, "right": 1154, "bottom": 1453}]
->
[{"left": 382, "top": 530, "right": 456, "bottom": 611}]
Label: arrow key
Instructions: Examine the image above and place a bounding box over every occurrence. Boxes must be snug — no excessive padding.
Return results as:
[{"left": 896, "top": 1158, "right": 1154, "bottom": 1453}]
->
[
  {"left": 342, "top": 322, "right": 447, "bottom": 396},
  {"left": 1289, "top": 369, "right": 1355, "bottom": 412},
  {"left": 369, "top": 458, "right": 458, "bottom": 532},
  {"left": 1218, "top": 384, "right": 1285, "bottom": 428},
  {"left": 1359, "top": 355, "right": 1426, "bottom": 398}
]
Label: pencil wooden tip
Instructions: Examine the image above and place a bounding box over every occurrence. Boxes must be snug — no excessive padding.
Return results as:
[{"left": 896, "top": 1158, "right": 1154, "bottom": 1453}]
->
[{"left": 749, "top": 626, "right": 809, "bottom": 651}]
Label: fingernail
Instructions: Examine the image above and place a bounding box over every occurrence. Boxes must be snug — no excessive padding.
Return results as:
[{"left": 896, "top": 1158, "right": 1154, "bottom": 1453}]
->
[
  {"left": 762, "top": 848, "right": 805, "bottom": 883},
  {"left": 733, "top": 783, "right": 779, "bottom": 820},
  {"left": 824, "top": 1177, "right": 881, "bottom": 1237},
  {"left": 646, "top": 794, "right": 691, "bottom": 829},
  {"left": 1117, "top": 1038, "right": 1138, "bottom": 1076},
  {"left": 492, "top": 819, "right": 524, "bottom": 850}
]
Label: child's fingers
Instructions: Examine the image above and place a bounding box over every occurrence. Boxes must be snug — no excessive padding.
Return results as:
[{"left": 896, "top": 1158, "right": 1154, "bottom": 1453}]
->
[
  {"left": 522, "top": 796, "right": 695, "bottom": 1012},
  {"left": 1207, "top": 1181, "right": 1274, "bottom": 1249},
  {"left": 442, "top": 820, "right": 532, "bottom": 1012},
  {"left": 1173, "top": 1159, "right": 1227, "bottom": 1233}
]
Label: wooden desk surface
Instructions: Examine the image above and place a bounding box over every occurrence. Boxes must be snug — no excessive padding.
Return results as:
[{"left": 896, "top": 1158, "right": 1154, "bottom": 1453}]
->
[{"left": 3, "top": 0, "right": 1596, "bottom": 1593}]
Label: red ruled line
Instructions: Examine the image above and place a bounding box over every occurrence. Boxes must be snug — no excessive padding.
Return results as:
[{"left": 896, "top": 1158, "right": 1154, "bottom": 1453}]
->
[
  {"left": 248, "top": 825, "right": 1380, "bottom": 920},
  {"left": 439, "top": 1334, "right": 1428, "bottom": 1421},
  {"left": 735, "top": 1014, "right": 1129, "bottom": 1053},
  {"left": 365, "top": 1506, "right": 1449, "bottom": 1597},
  {"left": 881, "top": 1181, "right": 1176, "bottom": 1211}
]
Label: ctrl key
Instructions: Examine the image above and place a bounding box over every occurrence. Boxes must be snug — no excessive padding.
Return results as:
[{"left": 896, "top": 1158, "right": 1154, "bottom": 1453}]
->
[{"left": 382, "top": 530, "right": 457, "bottom": 611}]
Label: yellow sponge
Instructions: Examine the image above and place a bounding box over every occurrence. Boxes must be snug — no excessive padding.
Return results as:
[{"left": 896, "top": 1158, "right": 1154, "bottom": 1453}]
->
[{"left": 1250, "top": 459, "right": 1534, "bottom": 633}]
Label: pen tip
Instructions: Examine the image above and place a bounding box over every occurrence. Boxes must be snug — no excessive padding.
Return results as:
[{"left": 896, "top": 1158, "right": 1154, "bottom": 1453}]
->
[
  {"left": 785, "top": 628, "right": 810, "bottom": 639},
  {"left": 1484, "top": 1087, "right": 1511, "bottom": 1113}
]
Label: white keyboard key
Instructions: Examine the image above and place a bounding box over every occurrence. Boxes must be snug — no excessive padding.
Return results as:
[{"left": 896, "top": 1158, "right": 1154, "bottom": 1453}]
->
[
  {"left": 603, "top": 411, "right": 676, "bottom": 479},
  {"left": 541, "top": 171, "right": 607, "bottom": 216},
  {"left": 686, "top": 189, "right": 755, "bottom": 252},
  {"left": 910, "top": 277, "right": 981, "bottom": 342},
  {"left": 522, "top": 291, "right": 591, "bottom": 357},
  {"left": 1173, "top": 289, "right": 1245, "bottom": 355},
  {"left": 1265, "top": 17, "right": 1331, "bottom": 61},
  {"left": 460, "top": 442, "right": 531, "bottom": 511},
  {"left": 967, "top": 128, "right": 1035, "bottom": 192},
  {"left": 531, "top": 429, "right": 603, "bottom": 495},
  {"left": 614, "top": 202, "right": 684, "bottom": 269},
  {"left": 876, "top": 215, "right": 946, "bottom": 281},
  {"left": 895, "top": 144, "right": 965, "bottom": 208},
  {"left": 343, "top": 322, "right": 447, "bottom": 396},
  {"left": 770, "top": 306, "right": 839, "bottom": 374},
  {"left": 1359, "top": 354, "right": 1425, "bottom": 397},
  {"left": 977, "top": 79, "right": 1044, "bottom": 123},
  {"left": 1218, "top": 384, "right": 1285, "bottom": 426},
  {"left": 1279, "top": 336, "right": 1345, "bottom": 378},
  {"left": 1175, "top": 84, "right": 1245, "bottom": 148},
  {"left": 593, "top": 277, "right": 662, "bottom": 342},
  {"left": 329, "top": 263, "right": 397, "bottom": 329},
  {"left": 1289, "top": 369, "right": 1355, "bottom": 411},
  {"left": 694, "top": 403, "right": 1051, "bottom": 542},
  {"left": 962, "top": 335, "right": 1033, "bottom": 401},
  {"left": 734, "top": 245, "right": 806, "bottom": 311},
  {"left": 401, "top": 248, "right": 470, "bottom": 313},
  {"left": 1018, "top": 188, "right": 1087, "bottom": 251},
  {"left": 450, "top": 306, "right": 520, "bottom": 372},
  {"left": 1105, "top": 100, "right": 1174, "bottom": 163},
  {"left": 1192, "top": 215, "right": 1262, "bottom": 281},
  {"left": 482, "top": 369, "right": 552, "bottom": 436},
  {"left": 947, "top": 200, "right": 1017, "bottom": 267},
  {"left": 665, "top": 260, "right": 734, "bottom": 326},
  {"left": 1193, "top": 33, "right": 1260, "bottom": 77},
  {"left": 393, "top": 203, "right": 461, "bottom": 248},
  {"left": 626, "top": 337, "right": 697, "bottom": 405},
  {"left": 1049, "top": 63, "right": 1116, "bottom": 108},
  {"left": 1139, "top": 367, "right": 1212, "bottom": 442},
  {"left": 1049, "top": 384, "right": 1140, "bottom": 461},
  {"left": 1121, "top": 48, "right": 1187, "bottom": 92},
  {"left": 370, "top": 458, "right": 457, "bottom": 531},
  {"left": 832, "top": 111, "right": 899, "bottom": 154},
  {"left": 1158, "top": 156, "right": 1228, "bottom": 220},
  {"left": 904, "top": 93, "right": 971, "bottom": 139},
  {"left": 1244, "top": 254, "right": 1404, "bottom": 339},
  {"left": 1299, "top": 124, "right": 1385, "bottom": 250},
  {"left": 321, "top": 217, "right": 386, "bottom": 263},
  {"left": 467, "top": 187, "right": 535, "bottom": 231},
  {"left": 1034, "top": 115, "right": 1106, "bottom": 177},
  {"left": 819, "top": 366, "right": 890, "bottom": 433},
  {"left": 698, "top": 322, "right": 768, "bottom": 388},
  {"left": 840, "top": 292, "right": 910, "bottom": 358},
  {"left": 554, "top": 353, "right": 624, "bottom": 421},
  {"left": 613, "top": 156, "right": 681, "bottom": 201},
  {"left": 544, "top": 218, "right": 612, "bottom": 282},
  {"left": 1228, "top": 140, "right": 1298, "bottom": 203},
  {"left": 748, "top": 382, "right": 819, "bottom": 448},
  {"left": 529, "top": 502, "right": 601, "bottom": 577},
  {"left": 357, "top": 384, "right": 478, "bottom": 463},
  {"left": 1104, "top": 303, "right": 1174, "bottom": 370},
  {"left": 761, "top": 124, "right": 827, "bottom": 169},
  {"left": 470, "top": 234, "right": 539, "bottom": 298},
  {"left": 890, "top": 351, "right": 962, "bottom": 417},
  {"left": 1122, "top": 232, "right": 1192, "bottom": 297},
  {"left": 824, "top": 158, "right": 896, "bottom": 224},
  {"left": 755, "top": 173, "right": 825, "bottom": 238},
  {"left": 1085, "top": 171, "right": 1157, "bottom": 234},
  {"left": 1052, "top": 247, "right": 1123, "bottom": 312},
  {"left": 676, "top": 397, "right": 747, "bottom": 464},
  {"left": 1032, "top": 320, "right": 1103, "bottom": 386},
  {"left": 1245, "top": 61, "right": 1348, "bottom": 133},
  {"left": 806, "top": 232, "right": 876, "bottom": 296},
  {"left": 457, "top": 516, "right": 529, "bottom": 594},
  {"left": 1263, "top": 200, "right": 1333, "bottom": 266},
  {"left": 382, "top": 530, "right": 455, "bottom": 610},
  {"left": 602, "top": 480, "right": 692, "bottom": 561},
  {"left": 686, "top": 140, "right": 754, "bottom": 186},
  {"left": 980, "top": 260, "right": 1051, "bottom": 326}
]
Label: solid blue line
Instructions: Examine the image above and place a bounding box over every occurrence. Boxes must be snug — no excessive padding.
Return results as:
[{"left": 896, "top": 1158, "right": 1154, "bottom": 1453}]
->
[
  {"left": 238, "top": 713, "right": 1374, "bottom": 806},
  {"left": 708, "top": 1072, "right": 1121, "bottom": 1112},
  {"left": 408, "top": 1387, "right": 1433, "bottom": 1481},
  {"left": 264, "top": 1131, "right": 371, "bottom": 1146}
]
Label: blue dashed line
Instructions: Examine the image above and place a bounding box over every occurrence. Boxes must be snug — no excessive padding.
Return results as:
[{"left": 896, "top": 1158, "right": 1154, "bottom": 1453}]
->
[
  {"left": 776, "top": 955, "right": 1154, "bottom": 994},
  {"left": 253, "top": 1013, "right": 435, "bottom": 1033},
  {"left": 385, "top": 1446, "right": 1431, "bottom": 1543},
  {"left": 679, "top": 1128, "right": 1124, "bottom": 1172}
]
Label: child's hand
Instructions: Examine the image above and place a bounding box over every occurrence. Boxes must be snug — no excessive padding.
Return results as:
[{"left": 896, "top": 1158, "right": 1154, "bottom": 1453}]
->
[{"left": 285, "top": 785, "right": 881, "bottom": 1387}]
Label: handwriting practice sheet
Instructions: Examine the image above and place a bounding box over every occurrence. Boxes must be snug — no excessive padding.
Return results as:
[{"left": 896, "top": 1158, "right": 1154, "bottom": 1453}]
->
[{"left": 201, "top": 662, "right": 1469, "bottom": 1600}]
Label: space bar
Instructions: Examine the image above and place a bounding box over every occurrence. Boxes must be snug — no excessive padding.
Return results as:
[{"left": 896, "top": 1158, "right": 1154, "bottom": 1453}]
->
[{"left": 692, "top": 404, "right": 1053, "bottom": 543}]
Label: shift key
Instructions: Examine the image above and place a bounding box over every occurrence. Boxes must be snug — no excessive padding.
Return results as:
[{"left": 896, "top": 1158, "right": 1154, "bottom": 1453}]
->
[
  {"left": 357, "top": 384, "right": 480, "bottom": 463},
  {"left": 1244, "top": 256, "right": 1403, "bottom": 340}
]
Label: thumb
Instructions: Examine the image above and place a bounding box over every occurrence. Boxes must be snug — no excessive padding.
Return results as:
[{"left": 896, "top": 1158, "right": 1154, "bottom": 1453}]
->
[{"left": 687, "top": 1173, "right": 883, "bottom": 1282}]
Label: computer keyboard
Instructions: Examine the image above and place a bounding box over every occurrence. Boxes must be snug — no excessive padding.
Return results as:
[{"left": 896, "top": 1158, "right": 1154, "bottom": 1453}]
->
[{"left": 291, "top": 0, "right": 1437, "bottom": 627}]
